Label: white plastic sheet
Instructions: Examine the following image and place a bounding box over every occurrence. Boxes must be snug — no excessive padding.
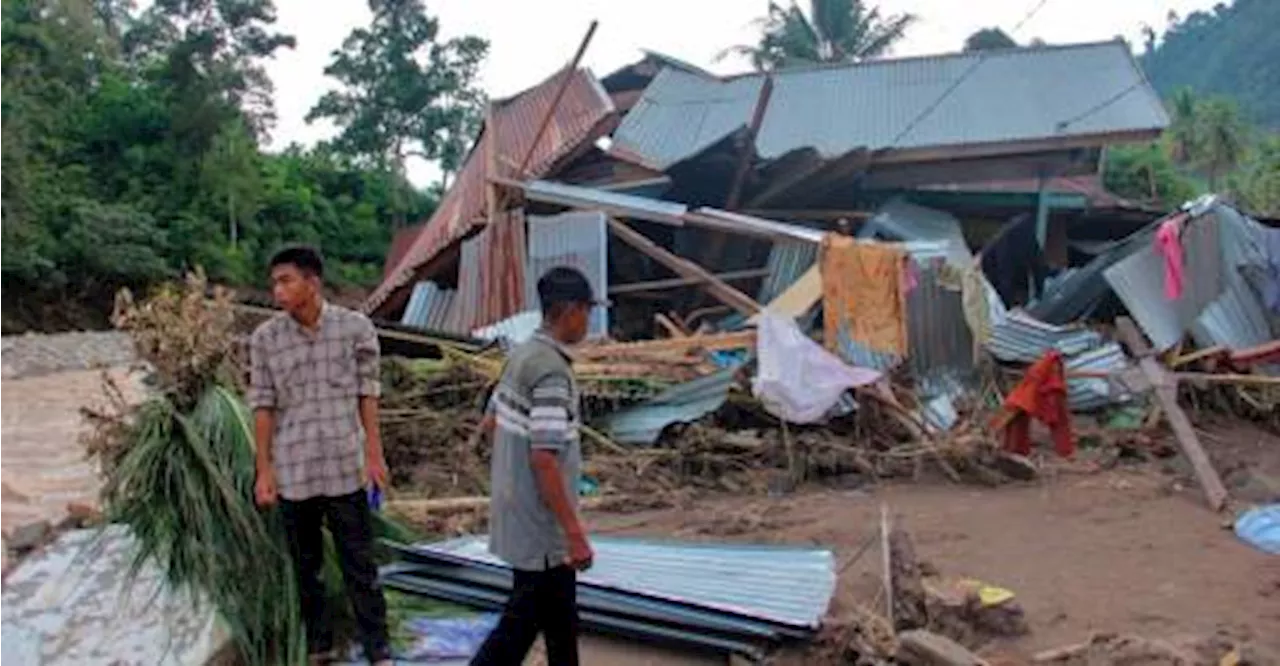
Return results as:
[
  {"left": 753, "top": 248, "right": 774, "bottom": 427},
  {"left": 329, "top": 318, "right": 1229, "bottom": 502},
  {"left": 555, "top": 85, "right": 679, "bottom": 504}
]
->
[{"left": 752, "top": 313, "right": 883, "bottom": 424}]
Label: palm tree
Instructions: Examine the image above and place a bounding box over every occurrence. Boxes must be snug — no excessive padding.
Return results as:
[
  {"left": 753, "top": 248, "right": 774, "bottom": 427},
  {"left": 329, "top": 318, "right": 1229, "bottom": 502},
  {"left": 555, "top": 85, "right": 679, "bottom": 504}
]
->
[
  {"left": 1196, "top": 97, "right": 1250, "bottom": 191},
  {"left": 719, "top": 0, "right": 917, "bottom": 71},
  {"left": 1164, "top": 87, "right": 1200, "bottom": 166}
]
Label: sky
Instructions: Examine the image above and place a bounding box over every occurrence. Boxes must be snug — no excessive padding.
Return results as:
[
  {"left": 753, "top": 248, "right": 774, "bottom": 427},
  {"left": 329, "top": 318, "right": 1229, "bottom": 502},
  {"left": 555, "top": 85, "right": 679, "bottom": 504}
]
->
[{"left": 263, "top": 0, "right": 1219, "bottom": 186}]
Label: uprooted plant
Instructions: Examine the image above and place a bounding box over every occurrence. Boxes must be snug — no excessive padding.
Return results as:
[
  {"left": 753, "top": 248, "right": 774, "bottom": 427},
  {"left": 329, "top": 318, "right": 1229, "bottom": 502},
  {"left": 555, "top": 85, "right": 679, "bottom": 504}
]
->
[{"left": 82, "top": 271, "right": 306, "bottom": 666}]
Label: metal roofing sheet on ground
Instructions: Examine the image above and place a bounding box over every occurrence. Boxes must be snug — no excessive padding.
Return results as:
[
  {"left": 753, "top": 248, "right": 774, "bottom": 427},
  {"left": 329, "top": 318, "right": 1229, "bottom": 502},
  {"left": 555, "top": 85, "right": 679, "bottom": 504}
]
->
[
  {"left": 1, "top": 526, "right": 225, "bottom": 666},
  {"left": 409, "top": 535, "right": 836, "bottom": 630},
  {"left": 613, "top": 41, "right": 1167, "bottom": 168},
  {"left": 605, "top": 366, "right": 741, "bottom": 445},
  {"left": 987, "top": 311, "right": 1106, "bottom": 363},
  {"left": 1064, "top": 342, "right": 1133, "bottom": 411}
]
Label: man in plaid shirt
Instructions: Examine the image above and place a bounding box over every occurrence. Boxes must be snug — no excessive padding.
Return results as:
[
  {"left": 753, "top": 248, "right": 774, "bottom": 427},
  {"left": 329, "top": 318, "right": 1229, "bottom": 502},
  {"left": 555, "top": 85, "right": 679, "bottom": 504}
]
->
[{"left": 249, "top": 245, "right": 391, "bottom": 666}]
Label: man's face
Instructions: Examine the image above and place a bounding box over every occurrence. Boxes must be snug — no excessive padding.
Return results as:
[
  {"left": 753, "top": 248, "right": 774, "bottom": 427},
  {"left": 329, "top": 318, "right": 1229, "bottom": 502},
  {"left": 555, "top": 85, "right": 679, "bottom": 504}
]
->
[
  {"left": 270, "top": 263, "right": 318, "bottom": 314},
  {"left": 562, "top": 302, "right": 591, "bottom": 344}
]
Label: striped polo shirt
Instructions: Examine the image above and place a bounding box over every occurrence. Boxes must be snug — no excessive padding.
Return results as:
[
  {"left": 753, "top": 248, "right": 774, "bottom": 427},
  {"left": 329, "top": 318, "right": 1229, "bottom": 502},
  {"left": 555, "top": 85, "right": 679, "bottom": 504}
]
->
[{"left": 486, "top": 331, "right": 582, "bottom": 571}]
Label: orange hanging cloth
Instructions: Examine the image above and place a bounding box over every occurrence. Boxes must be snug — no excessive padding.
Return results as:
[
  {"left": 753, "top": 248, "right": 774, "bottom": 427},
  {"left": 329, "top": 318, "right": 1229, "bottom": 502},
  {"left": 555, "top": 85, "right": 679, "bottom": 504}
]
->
[
  {"left": 820, "top": 235, "right": 909, "bottom": 356},
  {"left": 999, "top": 349, "right": 1075, "bottom": 458}
]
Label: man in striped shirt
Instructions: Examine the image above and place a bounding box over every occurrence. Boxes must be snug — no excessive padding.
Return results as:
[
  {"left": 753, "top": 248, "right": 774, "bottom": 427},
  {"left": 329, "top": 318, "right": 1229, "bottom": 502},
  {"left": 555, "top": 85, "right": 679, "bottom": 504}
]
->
[{"left": 470, "top": 267, "right": 599, "bottom": 666}]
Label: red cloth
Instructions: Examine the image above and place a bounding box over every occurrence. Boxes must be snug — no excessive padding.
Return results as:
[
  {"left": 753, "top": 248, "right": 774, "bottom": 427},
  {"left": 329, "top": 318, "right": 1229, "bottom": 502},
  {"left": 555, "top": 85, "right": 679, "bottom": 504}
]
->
[{"left": 1001, "top": 350, "right": 1074, "bottom": 458}]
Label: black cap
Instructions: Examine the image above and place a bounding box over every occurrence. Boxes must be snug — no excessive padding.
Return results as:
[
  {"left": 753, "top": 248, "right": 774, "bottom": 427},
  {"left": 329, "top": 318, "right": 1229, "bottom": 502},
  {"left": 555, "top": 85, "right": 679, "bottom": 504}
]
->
[{"left": 537, "top": 266, "right": 606, "bottom": 312}]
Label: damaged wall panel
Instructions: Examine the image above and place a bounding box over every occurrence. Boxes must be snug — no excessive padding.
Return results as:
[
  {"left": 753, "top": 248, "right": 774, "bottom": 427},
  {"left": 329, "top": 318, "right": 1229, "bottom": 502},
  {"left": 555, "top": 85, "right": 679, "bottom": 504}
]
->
[{"left": 526, "top": 210, "right": 610, "bottom": 337}]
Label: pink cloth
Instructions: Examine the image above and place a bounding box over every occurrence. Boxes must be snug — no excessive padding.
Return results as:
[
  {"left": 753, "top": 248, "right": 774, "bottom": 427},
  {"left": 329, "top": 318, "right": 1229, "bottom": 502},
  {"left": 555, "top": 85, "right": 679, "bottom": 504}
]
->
[{"left": 1155, "top": 214, "right": 1187, "bottom": 300}]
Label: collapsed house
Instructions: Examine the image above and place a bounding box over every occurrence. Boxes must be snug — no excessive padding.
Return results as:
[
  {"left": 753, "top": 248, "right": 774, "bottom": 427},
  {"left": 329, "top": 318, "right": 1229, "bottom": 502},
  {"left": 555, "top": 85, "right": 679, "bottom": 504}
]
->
[{"left": 364, "top": 39, "right": 1278, "bottom": 456}]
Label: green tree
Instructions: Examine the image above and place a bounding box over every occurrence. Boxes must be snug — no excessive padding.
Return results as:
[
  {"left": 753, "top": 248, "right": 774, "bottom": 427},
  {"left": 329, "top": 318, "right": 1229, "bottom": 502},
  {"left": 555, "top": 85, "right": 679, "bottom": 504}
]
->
[
  {"left": 963, "top": 27, "right": 1017, "bottom": 52},
  {"left": 1197, "top": 97, "right": 1250, "bottom": 190},
  {"left": 1230, "top": 134, "right": 1280, "bottom": 216},
  {"left": 1103, "top": 143, "right": 1199, "bottom": 208},
  {"left": 306, "top": 0, "right": 488, "bottom": 211},
  {"left": 719, "top": 0, "right": 916, "bottom": 71},
  {"left": 1164, "top": 87, "right": 1200, "bottom": 165}
]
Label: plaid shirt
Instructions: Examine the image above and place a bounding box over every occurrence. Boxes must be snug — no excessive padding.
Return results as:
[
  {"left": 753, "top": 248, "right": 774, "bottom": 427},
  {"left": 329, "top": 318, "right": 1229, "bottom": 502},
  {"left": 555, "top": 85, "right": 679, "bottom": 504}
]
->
[{"left": 248, "top": 303, "right": 381, "bottom": 501}]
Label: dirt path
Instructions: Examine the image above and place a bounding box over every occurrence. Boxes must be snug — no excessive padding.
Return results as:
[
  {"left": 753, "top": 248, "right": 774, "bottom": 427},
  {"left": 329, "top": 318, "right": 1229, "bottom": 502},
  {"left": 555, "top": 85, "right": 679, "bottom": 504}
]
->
[
  {"left": 1, "top": 368, "right": 142, "bottom": 538},
  {"left": 588, "top": 466, "right": 1280, "bottom": 661}
]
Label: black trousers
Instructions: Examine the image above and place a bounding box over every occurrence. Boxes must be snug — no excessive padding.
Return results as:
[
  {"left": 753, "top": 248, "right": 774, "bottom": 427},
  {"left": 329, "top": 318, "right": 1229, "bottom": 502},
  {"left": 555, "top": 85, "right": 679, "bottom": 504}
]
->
[
  {"left": 280, "top": 491, "right": 390, "bottom": 662},
  {"left": 470, "top": 564, "right": 579, "bottom": 666}
]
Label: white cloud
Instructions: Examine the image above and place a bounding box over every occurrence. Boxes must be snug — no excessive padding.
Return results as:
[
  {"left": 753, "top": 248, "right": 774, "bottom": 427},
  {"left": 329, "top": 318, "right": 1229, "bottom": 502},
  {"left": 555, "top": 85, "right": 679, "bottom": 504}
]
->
[{"left": 264, "top": 0, "right": 1218, "bottom": 187}]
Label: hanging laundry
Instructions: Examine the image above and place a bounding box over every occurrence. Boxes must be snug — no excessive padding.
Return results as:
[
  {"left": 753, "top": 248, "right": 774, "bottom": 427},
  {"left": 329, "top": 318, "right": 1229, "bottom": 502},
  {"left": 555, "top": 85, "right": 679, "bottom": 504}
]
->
[
  {"left": 821, "top": 235, "right": 909, "bottom": 356},
  {"left": 1154, "top": 213, "right": 1188, "bottom": 300},
  {"left": 996, "top": 349, "right": 1074, "bottom": 458}
]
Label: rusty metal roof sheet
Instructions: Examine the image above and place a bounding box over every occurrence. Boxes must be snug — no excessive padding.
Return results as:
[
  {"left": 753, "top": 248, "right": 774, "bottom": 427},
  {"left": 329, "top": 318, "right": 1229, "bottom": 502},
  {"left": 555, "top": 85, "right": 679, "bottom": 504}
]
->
[
  {"left": 367, "top": 68, "right": 615, "bottom": 313},
  {"left": 614, "top": 41, "right": 1166, "bottom": 169}
]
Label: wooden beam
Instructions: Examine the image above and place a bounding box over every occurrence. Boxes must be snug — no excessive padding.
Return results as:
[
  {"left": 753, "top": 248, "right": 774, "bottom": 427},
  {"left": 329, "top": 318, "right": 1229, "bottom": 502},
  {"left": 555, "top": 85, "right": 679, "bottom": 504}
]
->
[
  {"left": 514, "top": 20, "right": 599, "bottom": 177},
  {"left": 608, "top": 268, "right": 771, "bottom": 295},
  {"left": 740, "top": 209, "right": 874, "bottom": 221},
  {"left": 745, "top": 153, "right": 828, "bottom": 208},
  {"left": 654, "top": 313, "right": 689, "bottom": 338},
  {"left": 574, "top": 330, "right": 756, "bottom": 360},
  {"left": 747, "top": 264, "right": 821, "bottom": 324},
  {"left": 1115, "top": 317, "right": 1228, "bottom": 511},
  {"left": 606, "top": 218, "right": 761, "bottom": 316},
  {"left": 724, "top": 75, "right": 774, "bottom": 210}
]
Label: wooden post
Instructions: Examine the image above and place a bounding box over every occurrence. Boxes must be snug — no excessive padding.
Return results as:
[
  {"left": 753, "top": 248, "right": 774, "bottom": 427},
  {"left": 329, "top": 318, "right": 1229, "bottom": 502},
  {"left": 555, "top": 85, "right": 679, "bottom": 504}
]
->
[
  {"left": 1115, "top": 317, "right": 1228, "bottom": 511},
  {"left": 606, "top": 218, "right": 761, "bottom": 316},
  {"left": 514, "top": 20, "right": 599, "bottom": 177}
]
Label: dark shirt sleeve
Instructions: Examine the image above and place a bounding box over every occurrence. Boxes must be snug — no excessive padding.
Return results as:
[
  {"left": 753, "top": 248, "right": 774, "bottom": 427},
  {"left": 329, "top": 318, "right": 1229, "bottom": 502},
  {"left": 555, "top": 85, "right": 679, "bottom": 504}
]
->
[
  {"left": 354, "top": 316, "right": 381, "bottom": 398},
  {"left": 247, "top": 329, "right": 276, "bottom": 410}
]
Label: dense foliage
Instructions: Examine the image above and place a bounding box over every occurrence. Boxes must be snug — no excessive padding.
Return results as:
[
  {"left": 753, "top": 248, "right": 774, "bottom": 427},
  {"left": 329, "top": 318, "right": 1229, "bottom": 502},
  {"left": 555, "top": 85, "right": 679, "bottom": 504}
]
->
[
  {"left": 1, "top": 0, "right": 485, "bottom": 331},
  {"left": 1139, "top": 0, "right": 1280, "bottom": 130}
]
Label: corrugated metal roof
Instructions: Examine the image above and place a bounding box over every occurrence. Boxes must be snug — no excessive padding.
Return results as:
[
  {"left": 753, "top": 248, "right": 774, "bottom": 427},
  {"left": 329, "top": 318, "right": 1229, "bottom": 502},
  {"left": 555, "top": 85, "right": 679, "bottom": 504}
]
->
[
  {"left": 613, "top": 41, "right": 1167, "bottom": 168},
  {"left": 611, "top": 67, "right": 764, "bottom": 170},
  {"left": 367, "top": 68, "right": 615, "bottom": 313},
  {"left": 605, "top": 366, "right": 741, "bottom": 445},
  {"left": 525, "top": 210, "right": 611, "bottom": 337},
  {"left": 1, "top": 526, "right": 225, "bottom": 665},
  {"left": 687, "top": 208, "right": 825, "bottom": 244},
  {"left": 410, "top": 534, "right": 836, "bottom": 630}
]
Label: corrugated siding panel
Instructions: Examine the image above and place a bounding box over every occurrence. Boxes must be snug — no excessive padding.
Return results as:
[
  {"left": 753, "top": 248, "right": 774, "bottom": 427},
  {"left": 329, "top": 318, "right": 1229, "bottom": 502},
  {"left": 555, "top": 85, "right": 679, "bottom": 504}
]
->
[
  {"left": 834, "top": 255, "right": 974, "bottom": 378},
  {"left": 367, "top": 69, "right": 615, "bottom": 313},
  {"left": 987, "top": 311, "right": 1105, "bottom": 363},
  {"left": 416, "top": 534, "right": 836, "bottom": 630},
  {"left": 1065, "top": 342, "right": 1132, "bottom": 410},
  {"left": 401, "top": 281, "right": 464, "bottom": 333},
  {"left": 614, "top": 41, "right": 1166, "bottom": 168},
  {"left": 475, "top": 209, "right": 528, "bottom": 330},
  {"left": 759, "top": 241, "right": 819, "bottom": 304},
  {"left": 525, "top": 211, "right": 610, "bottom": 337}
]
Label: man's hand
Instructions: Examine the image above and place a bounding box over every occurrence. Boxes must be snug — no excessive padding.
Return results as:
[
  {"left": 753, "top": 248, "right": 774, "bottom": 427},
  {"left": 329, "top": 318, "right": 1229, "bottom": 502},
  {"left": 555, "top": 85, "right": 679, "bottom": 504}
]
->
[
  {"left": 566, "top": 530, "right": 594, "bottom": 571},
  {"left": 366, "top": 453, "right": 389, "bottom": 491},
  {"left": 255, "top": 467, "right": 278, "bottom": 507}
]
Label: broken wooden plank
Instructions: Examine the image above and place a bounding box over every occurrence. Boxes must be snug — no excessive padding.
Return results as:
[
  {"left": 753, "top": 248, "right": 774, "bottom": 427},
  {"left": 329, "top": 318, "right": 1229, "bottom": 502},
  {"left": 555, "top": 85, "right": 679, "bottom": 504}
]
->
[
  {"left": 607, "top": 268, "right": 770, "bottom": 295},
  {"left": 880, "top": 504, "right": 895, "bottom": 631},
  {"left": 1115, "top": 317, "right": 1228, "bottom": 511},
  {"left": 574, "top": 330, "right": 756, "bottom": 360},
  {"left": 897, "top": 630, "right": 989, "bottom": 666},
  {"left": 653, "top": 313, "right": 689, "bottom": 338},
  {"left": 514, "top": 20, "right": 598, "bottom": 177},
  {"left": 746, "top": 264, "right": 821, "bottom": 325},
  {"left": 607, "top": 217, "right": 761, "bottom": 316}
]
